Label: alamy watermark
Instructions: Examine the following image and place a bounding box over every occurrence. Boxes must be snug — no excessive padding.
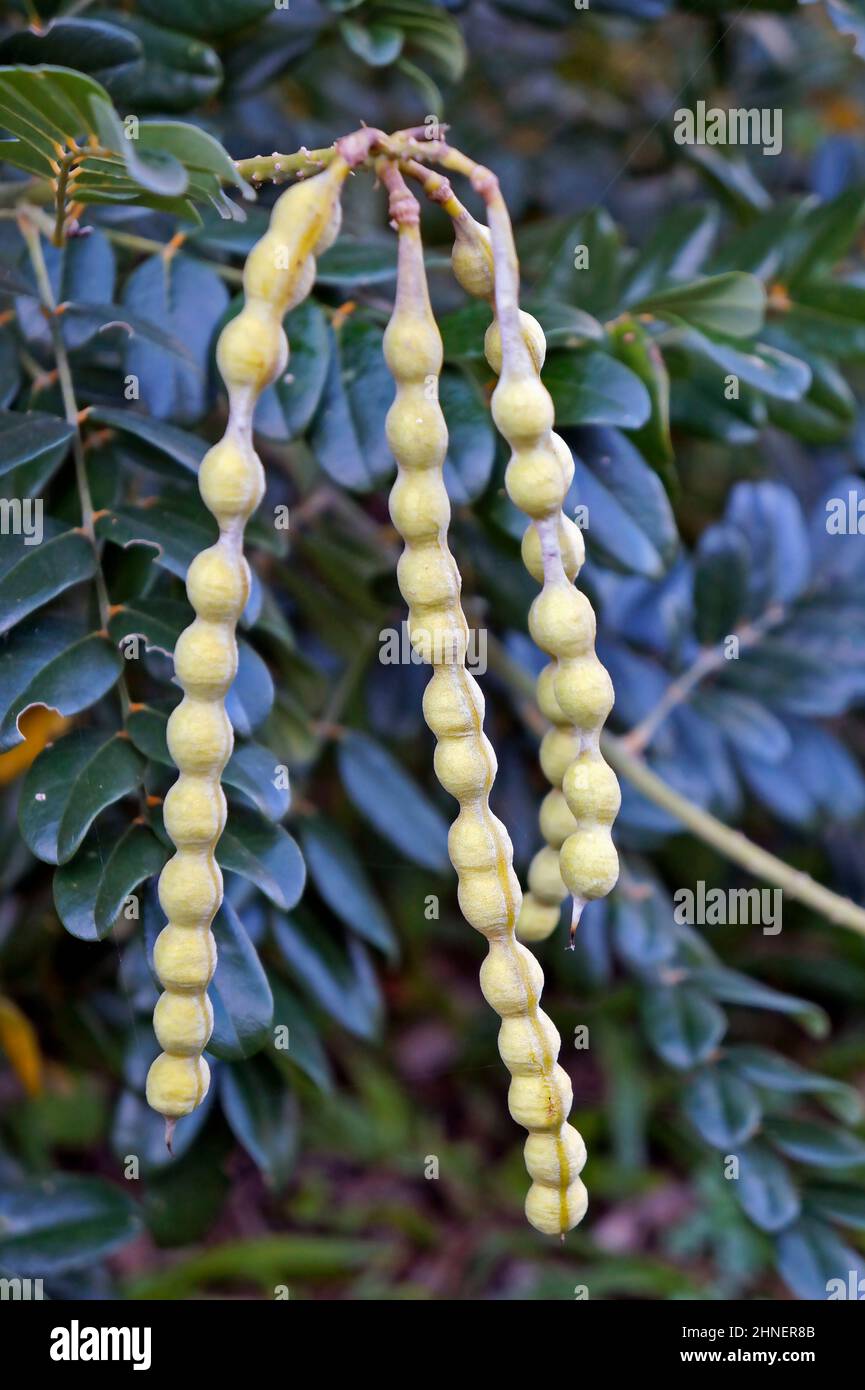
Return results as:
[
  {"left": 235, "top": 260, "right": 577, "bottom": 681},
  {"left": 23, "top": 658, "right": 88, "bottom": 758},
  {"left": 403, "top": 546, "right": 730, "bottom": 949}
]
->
[
  {"left": 0, "top": 497, "right": 43, "bottom": 545},
  {"left": 674, "top": 881, "right": 782, "bottom": 935},
  {"left": 379, "top": 619, "right": 487, "bottom": 674},
  {"left": 673, "top": 101, "right": 782, "bottom": 157}
]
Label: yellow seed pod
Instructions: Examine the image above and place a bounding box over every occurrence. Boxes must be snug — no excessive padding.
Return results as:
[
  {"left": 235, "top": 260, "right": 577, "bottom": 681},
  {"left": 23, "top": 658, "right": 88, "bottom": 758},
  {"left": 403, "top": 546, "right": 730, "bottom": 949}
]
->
[
  {"left": 434, "top": 734, "right": 495, "bottom": 801},
  {"left": 162, "top": 776, "right": 226, "bottom": 848},
  {"left": 158, "top": 851, "right": 222, "bottom": 928},
  {"left": 397, "top": 545, "right": 459, "bottom": 609},
  {"left": 527, "top": 843, "right": 567, "bottom": 903},
  {"left": 145, "top": 1053, "right": 210, "bottom": 1119},
  {"left": 521, "top": 515, "right": 585, "bottom": 585},
  {"left": 498, "top": 1012, "right": 560, "bottom": 1075},
  {"left": 173, "top": 621, "right": 238, "bottom": 698},
  {"left": 554, "top": 655, "right": 615, "bottom": 730},
  {"left": 526, "top": 1177, "right": 588, "bottom": 1236},
  {"left": 153, "top": 991, "right": 214, "bottom": 1056},
  {"left": 388, "top": 469, "right": 451, "bottom": 543},
  {"left": 549, "top": 431, "right": 575, "bottom": 490},
  {"left": 536, "top": 662, "right": 567, "bottom": 725},
  {"left": 491, "top": 375, "right": 554, "bottom": 444},
  {"left": 199, "top": 438, "right": 264, "bottom": 521},
  {"left": 529, "top": 584, "right": 596, "bottom": 658},
  {"left": 485, "top": 311, "right": 546, "bottom": 376},
  {"left": 186, "top": 546, "right": 249, "bottom": 624},
  {"left": 313, "top": 197, "right": 343, "bottom": 256},
  {"left": 538, "top": 788, "right": 578, "bottom": 847},
  {"left": 560, "top": 827, "right": 620, "bottom": 900},
  {"left": 539, "top": 727, "right": 582, "bottom": 786},
  {"left": 166, "top": 699, "right": 233, "bottom": 778},
  {"left": 509, "top": 1065, "right": 572, "bottom": 1132},
  {"left": 478, "top": 937, "right": 544, "bottom": 1017},
  {"left": 153, "top": 924, "right": 217, "bottom": 993},
  {"left": 386, "top": 396, "right": 448, "bottom": 470},
  {"left": 216, "top": 304, "right": 287, "bottom": 392},
  {"left": 448, "top": 805, "right": 504, "bottom": 871},
  {"left": 562, "top": 753, "right": 622, "bottom": 827},
  {"left": 383, "top": 320, "right": 442, "bottom": 382},
  {"left": 422, "top": 668, "right": 482, "bottom": 739},
  {"left": 148, "top": 153, "right": 349, "bottom": 1128},
  {"left": 516, "top": 893, "right": 561, "bottom": 943},
  {"left": 451, "top": 217, "right": 494, "bottom": 299},
  {"left": 524, "top": 1126, "right": 586, "bottom": 1186},
  {"left": 458, "top": 867, "right": 519, "bottom": 937},
  {"left": 505, "top": 448, "right": 567, "bottom": 519}
]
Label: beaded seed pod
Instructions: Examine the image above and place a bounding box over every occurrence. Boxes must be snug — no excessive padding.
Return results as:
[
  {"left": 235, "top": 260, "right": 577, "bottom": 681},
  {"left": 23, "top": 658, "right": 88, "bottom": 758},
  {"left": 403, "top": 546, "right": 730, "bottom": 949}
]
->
[
  {"left": 145, "top": 159, "right": 349, "bottom": 1125},
  {"left": 381, "top": 165, "right": 587, "bottom": 1236},
  {"left": 480, "top": 175, "right": 621, "bottom": 943}
]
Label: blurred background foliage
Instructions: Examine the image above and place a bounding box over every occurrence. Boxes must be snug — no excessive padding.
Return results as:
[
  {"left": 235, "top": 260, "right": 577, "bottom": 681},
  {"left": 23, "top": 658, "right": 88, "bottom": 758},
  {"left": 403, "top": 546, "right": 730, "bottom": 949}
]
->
[{"left": 1, "top": 0, "right": 865, "bottom": 1301}]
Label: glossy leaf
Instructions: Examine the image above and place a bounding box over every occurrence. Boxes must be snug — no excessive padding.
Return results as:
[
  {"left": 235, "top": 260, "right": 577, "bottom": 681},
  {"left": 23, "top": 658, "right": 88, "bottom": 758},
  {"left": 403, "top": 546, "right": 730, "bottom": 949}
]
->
[
  {"left": 338, "top": 732, "right": 450, "bottom": 873},
  {"left": 208, "top": 899, "right": 274, "bottom": 1060},
  {"left": 300, "top": 818, "right": 397, "bottom": 960},
  {"left": 0, "top": 1175, "right": 139, "bottom": 1276},
  {"left": 19, "top": 730, "right": 144, "bottom": 865}
]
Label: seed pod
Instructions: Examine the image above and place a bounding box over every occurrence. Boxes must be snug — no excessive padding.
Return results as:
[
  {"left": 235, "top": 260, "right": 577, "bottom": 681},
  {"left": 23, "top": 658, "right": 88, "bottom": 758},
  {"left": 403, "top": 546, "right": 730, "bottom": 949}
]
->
[
  {"left": 382, "top": 167, "right": 586, "bottom": 1236},
  {"left": 479, "top": 184, "right": 619, "bottom": 945},
  {"left": 146, "top": 158, "right": 349, "bottom": 1124}
]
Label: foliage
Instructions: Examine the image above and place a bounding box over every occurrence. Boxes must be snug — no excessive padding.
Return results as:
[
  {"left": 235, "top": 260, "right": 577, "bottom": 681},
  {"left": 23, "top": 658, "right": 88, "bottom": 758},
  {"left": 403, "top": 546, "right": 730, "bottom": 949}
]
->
[{"left": 0, "top": 0, "right": 864, "bottom": 1298}]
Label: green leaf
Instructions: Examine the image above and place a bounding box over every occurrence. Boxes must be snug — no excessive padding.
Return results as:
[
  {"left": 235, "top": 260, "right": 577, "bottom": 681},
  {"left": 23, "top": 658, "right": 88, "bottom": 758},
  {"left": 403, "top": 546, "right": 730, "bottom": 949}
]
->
[
  {"left": 568, "top": 426, "right": 678, "bottom": 579},
  {"left": 87, "top": 405, "right": 206, "bottom": 473},
  {"left": 272, "top": 914, "right": 383, "bottom": 1042},
  {"left": 135, "top": 119, "right": 249, "bottom": 195},
  {"left": 637, "top": 272, "right": 766, "bottom": 339},
  {"left": 226, "top": 641, "right": 274, "bottom": 737},
  {"left": 781, "top": 188, "right": 865, "bottom": 289},
  {"left": 734, "top": 1141, "right": 801, "bottom": 1232},
  {"left": 101, "top": 14, "right": 223, "bottom": 114},
  {"left": 530, "top": 208, "right": 622, "bottom": 318},
  {"left": 121, "top": 253, "right": 228, "bottom": 424},
  {"left": 340, "top": 18, "right": 404, "bottom": 65},
  {"left": 440, "top": 369, "right": 496, "bottom": 504},
  {"left": 315, "top": 240, "right": 399, "bottom": 287},
  {"left": 620, "top": 203, "right": 718, "bottom": 304},
  {"left": 764, "top": 1118, "right": 865, "bottom": 1170},
  {"left": 208, "top": 899, "right": 274, "bottom": 1060},
  {"left": 781, "top": 283, "right": 865, "bottom": 359},
  {"left": 0, "top": 524, "right": 96, "bottom": 635},
  {"left": 224, "top": 741, "right": 291, "bottom": 823},
  {"left": 19, "top": 730, "right": 144, "bottom": 865},
  {"left": 251, "top": 298, "right": 331, "bottom": 442},
  {"left": 545, "top": 350, "right": 651, "bottom": 430},
  {"left": 0, "top": 20, "right": 142, "bottom": 96},
  {"left": 300, "top": 818, "right": 398, "bottom": 960},
  {"left": 138, "top": 0, "right": 273, "bottom": 38},
  {"left": 725, "top": 1046, "right": 863, "bottom": 1124},
  {"left": 682, "top": 1066, "right": 761, "bottom": 1148},
  {"left": 217, "top": 809, "right": 305, "bottom": 911},
  {"left": 0, "top": 410, "right": 72, "bottom": 482},
  {"left": 690, "top": 966, "right": 829, "bottom": 1039},
  {"left": 693, "top": 522, "right": 750, "bottom": 643},
  {"left": 53, "top": 824, "right": 167, "bottom": 941},
  {"left": 338, "top": 732, "right": 450, "bottom": 873},
  {"left": 665, "top": 326, "right": 811, "bottom": 401},
  {"left": 775, "top": 1217, "right": 864, "bottom": 1300},
  {"left": 267, "top": 976, "right": 333, "bottom": 1095},
  {"left": 90, "top": 94, "right": 188, "bottom": 198},
  {"left": 0, "top": 619, "right": 122, "bottom": 753},
  {"left": 219, "top": 1059, "right": 298, "bottom": 1188},
  {"left": 0, "top": 1175, "right": 139, "bottom": 1276},
  {"left": 608, "top": 317, "right": 675, "bottom": 486},
  {"left": 108, "top": 597, "right": 189, "bottom": 658},
  {"left": 641, "top": 984, "right": 726, "bottom": 1069},
  {"left": 805, "top": 1183, "right": 865, "bottom": 1231},
  {"left": 309, "top": 320, "right": 394, "bottom": 491}
]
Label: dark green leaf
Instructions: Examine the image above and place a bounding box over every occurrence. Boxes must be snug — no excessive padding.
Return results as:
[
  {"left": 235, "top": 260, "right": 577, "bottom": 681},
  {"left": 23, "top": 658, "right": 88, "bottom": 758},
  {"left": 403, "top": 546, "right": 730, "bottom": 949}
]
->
[
  {"left": 0, "top": 619, "right": 121, "bottom": 753},
  {"left": 765, "top": 1118, "right": 865, "bottom": 1170},
  {"left": 440, "top": 369, "right": 496, "bottom": 504},
  {"left": 300, "top": 818, "right": 397, "bottom": 959},
  {"left": 309, "top": 320, "right": 394, "bottom": 491},
  {"left": 0, "top": 525, "right": 95, "bottom": 635},
  {"left": 690, "top": 966, "right": 828, "bottom": 1038},
  {"left": 734, "top": 1141, "right": 800, "bottom": 1232},
  {"left": 272, "top": 913, "right": 383, "bottom": 1041},
  {"left": 338, "top": 732, "right": 450, "bottom": 873},
  {"left": 0, "top": 410, "right": 72, "bottom": 482},
  {"left": 220, "top": 1059, "right": 297, "bottom": 1187},
  {"left": 545, "top": 350, "right": 651, "bottom": 430},
  {"left": 641, "top": 984, "right": 726, "bottom": 1069},
  {"left": 217, "top": 809, "right": 305, "bottom": 911},
  {"left": 208, "top": 898, "right": 274, "bottom": 1060},
  {"left": 682, "top": 1067, "right": 761, "bottom": 1148},
  {"left": 19, "top": 730, "right": 144, "bottom": 865},
  {"left": 637, "top": 272, "right": 766, "bottom": 338},
  {"left": 53, "top": 824, "right": 167, "bottom": 941},
  {"left": 775, "top": 1217, "right": 864, "bottom": 1299},
  {"left": 0, "top": 1175, "right": 139, "bottom": 1276}
]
